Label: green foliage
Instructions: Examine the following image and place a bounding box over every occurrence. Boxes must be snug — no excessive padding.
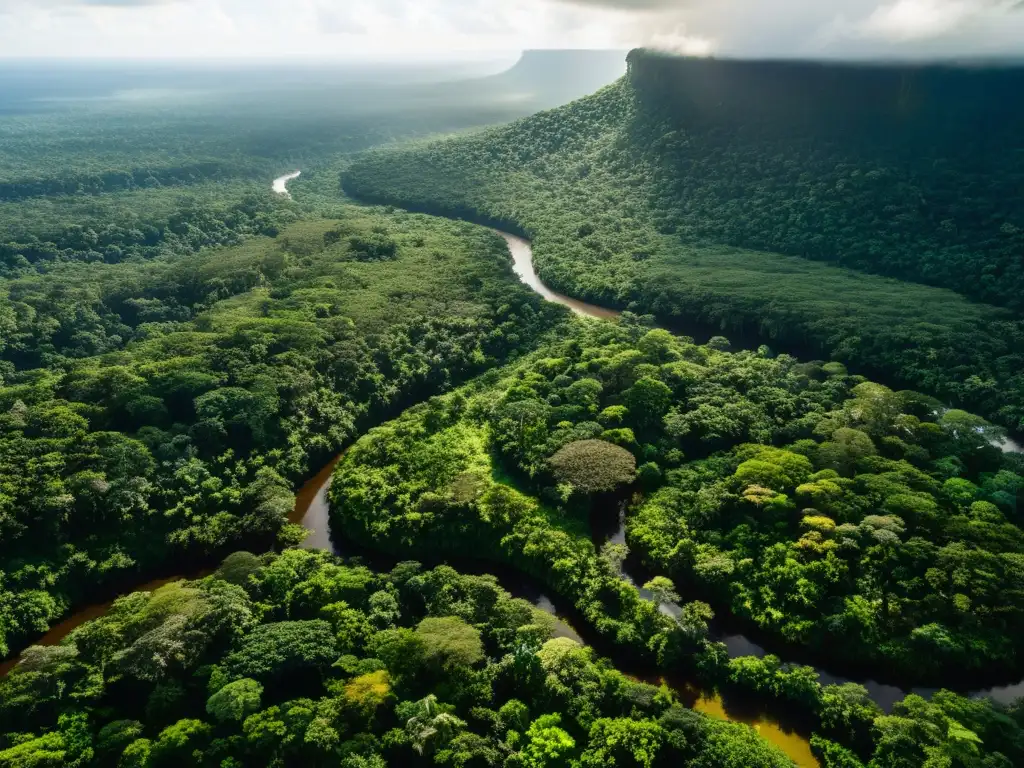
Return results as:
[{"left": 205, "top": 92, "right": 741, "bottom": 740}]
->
[
  {"left": 0, "top": 732, "right": 70, "bottom": 768},
  {"left": 811, "top": 735, "right": 866, "bottom": 768},
  {"left": 151, "top": 718, "right": 211, "bottom": 766},
  {"left": 498, "top": 699, "right": 530, "bottom": 734},
  {"left": 415, "top": 617, "right": 485, "bottom": 671},
  {"left": 690, "top": 719, "right": 796, "bottom": 768},
  {"left": 578, "top": 717, "right": 663, "bottom": 767},
  {"left": 548, "top": 439, "right": 637, "bottom": 495},
  {"left": 819, "top": 683, "right": 883, "bottom": 750},
  {"left": 215, "top": 552, "right": 263, "bottom": 587},
  {"left": 0, "top": 553, "right": 803, "bottom": 768},
  {"left": 403, "top": 694, "right": 467, "bottom": 757},
  {"left": 348, "top": 233, "right": 398, "bottom": 262},
  {"left": 520, "top": 714, "right": 575, "bottom": 767},
  {"left": 0, "top": 209, "right": 563, "bottom": 660},
  {"left": 95, "top": 720, "right": 144, "bottom": 760},
  {"left": 225, "top": 620, "right": 338, "bottom": 681},
  {"left": 344, "top": 55, "right": 1024, "bottom": 435},
  {"left": 342, "top": 670, "right": 393, "bottom": 721},
  {"left": 206, "top": 678, "right": 263, "bottom": 723}
]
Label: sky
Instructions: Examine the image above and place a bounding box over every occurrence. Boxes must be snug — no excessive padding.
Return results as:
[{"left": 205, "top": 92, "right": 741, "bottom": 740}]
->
[{"left": 0, "top": 0, "right": 1021, "bottom": 60}]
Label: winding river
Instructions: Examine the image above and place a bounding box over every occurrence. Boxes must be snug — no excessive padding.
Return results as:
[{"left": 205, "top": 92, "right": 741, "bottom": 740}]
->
[
  {"left": 6, "top": 172, "right": 1024, "bottom": 767},
  {"left": 499, "top": 224, "right": 1024, "bottom": 711},
  {"left": 282, "top": 356, "right": 819, "bottom": 768},
  {"left": 272, "top": 170, "right": 301, "bottom": 198}
]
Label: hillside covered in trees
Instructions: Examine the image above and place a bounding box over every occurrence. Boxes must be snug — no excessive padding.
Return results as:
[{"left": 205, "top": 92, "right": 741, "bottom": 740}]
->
[{"left": 343, "top": 51, "right": 1024, "bottom": 435}]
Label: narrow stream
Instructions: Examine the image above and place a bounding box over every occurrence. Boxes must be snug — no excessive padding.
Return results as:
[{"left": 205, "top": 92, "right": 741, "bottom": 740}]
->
[
  {"left": 272, "top": 170, "right": 301, "bottom": 198},
  {"left": 503, "top": 232, "right": 620, "bottom": 320}
]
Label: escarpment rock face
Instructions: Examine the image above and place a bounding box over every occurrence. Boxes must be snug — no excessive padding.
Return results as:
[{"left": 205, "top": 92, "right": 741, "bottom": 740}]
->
[
  {"left": 625, "top": 48, "right": 1024, "bottom": 128},
  {"left": 623, "top": 49, "right": 1024, "bottom": 310}
]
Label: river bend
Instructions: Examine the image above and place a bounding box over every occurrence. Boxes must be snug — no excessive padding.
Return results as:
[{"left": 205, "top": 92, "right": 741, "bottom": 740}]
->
[{"left": 6, "top": 173, "right": 1022, "bottom": 768}]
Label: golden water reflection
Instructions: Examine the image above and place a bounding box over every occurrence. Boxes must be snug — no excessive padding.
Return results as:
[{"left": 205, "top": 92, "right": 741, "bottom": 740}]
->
[{"left": 689, "top": 687, "right": 819, "bottom": 767}]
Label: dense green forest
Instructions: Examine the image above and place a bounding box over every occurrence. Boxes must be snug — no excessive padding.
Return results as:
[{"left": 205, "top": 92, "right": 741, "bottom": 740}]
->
[
  {"left": 343, "top": 52, "right": 1024, "bottom": 434},
  {"left": 0, "top": 81, "right": 534, "bottom": 276},
  {"left": 5, "top": 50, "right": 1024, "bottom": 768},
  {"left": 328, "top": 318, "right": 1024, "bottom": 764},
  {"left": 329, "top": 318, "right": 1024, "bottom": 680},
  {"left": 0, "top": 549, "right": 811, "bottom": 768},
  {"left": 0, "top": 55, "right": 620, "bottom": 662},
  {"left": 0, "top": 184, "right": 294, "bottom": 281},
  {"left": 0, "top": 206, "right": 563, "bottom": 661}
]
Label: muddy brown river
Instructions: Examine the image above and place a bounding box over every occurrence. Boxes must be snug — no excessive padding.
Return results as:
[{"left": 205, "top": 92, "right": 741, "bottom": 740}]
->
[{"left": 9, "top": 177, "right": 1023, "bottom": 767}]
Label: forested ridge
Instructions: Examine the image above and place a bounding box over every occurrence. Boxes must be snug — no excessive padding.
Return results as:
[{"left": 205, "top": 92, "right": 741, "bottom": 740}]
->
[
  {"left": 0, "top": 207, "right": 564, "bottom": 662},
  {"left": 343, "top": 51, "right": 1024, "bottom": 435},
  {"left": 625, "top": 52, "right": 1024, "bottom": 310}
]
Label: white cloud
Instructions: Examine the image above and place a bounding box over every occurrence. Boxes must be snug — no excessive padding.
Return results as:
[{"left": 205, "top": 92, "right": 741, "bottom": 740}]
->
[
  {"left": 809, "top": 0, "right": 1024, "bottom": 55},
  {"left": 78, "top": 0, "right": 177, "bottom": 6},
  {"left": 316, "top": 7, "right": 367, "bottom": 36},
  {"left": 648, "top": 26, "right": 717, "bottom": 56},
  {"left": 858, "top": 0, "right": 978, "bottom": 40},
  {"left": 0, "top": 0, "right": 1020, "bottom": 59},
  {"left": 557, "top": 0, "right": 691, "bottom": 8},
  {"left": 854, "top": 0, "right": 1019, "bottom": 40}
]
